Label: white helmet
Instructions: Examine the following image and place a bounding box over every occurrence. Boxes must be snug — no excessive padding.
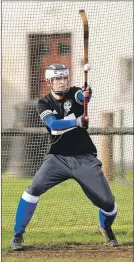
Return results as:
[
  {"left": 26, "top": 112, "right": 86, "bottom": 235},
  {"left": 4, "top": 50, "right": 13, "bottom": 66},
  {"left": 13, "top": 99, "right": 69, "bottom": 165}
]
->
[
  {"left": 45, "top": 64, "right": 70, "bottom": 95},
  {"left": 45, "top": 64, "right": 69, "bottom": 80}
]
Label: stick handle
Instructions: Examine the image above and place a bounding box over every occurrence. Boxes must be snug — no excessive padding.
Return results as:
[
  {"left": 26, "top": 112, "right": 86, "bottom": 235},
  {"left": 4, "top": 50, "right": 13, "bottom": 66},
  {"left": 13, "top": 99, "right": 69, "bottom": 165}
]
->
[
  {"left": 79, "top": 10, "right": 89, "bottom": 122},
  {"left": 83, "top": 71, "right": 88, "bottom": 119},
  {"left": 84, "top": 97, "right": 88, "bottom": 120}
]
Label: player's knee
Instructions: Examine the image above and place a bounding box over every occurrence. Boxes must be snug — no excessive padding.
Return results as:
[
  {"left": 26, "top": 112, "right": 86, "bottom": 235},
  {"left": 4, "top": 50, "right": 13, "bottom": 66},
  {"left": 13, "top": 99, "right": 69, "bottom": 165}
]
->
[
  {"left": 101, "top": 197, "right": 115, "bottom": 212},
  {"left": 26, "top": 185, "right": 43, "bottom": 197}
]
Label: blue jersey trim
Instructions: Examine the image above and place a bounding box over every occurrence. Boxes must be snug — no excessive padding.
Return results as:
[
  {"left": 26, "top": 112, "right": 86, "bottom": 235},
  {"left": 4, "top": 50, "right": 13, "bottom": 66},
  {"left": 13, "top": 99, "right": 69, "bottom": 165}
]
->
[
  {"left": 75, "top": 90, "right": 84, "bottom": 105},
  {"left": 45, "top": 115, "right": 77, "bottom": 131},
  {"left": 77, "top": 90, "right": 84, "bottom": 101}
]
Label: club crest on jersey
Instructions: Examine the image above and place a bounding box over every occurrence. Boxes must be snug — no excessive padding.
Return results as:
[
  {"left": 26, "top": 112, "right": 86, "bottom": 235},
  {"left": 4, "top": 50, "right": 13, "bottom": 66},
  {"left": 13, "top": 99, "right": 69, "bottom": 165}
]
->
[{"left": 63, "top": 100, "right": 72, "bottom": 113}]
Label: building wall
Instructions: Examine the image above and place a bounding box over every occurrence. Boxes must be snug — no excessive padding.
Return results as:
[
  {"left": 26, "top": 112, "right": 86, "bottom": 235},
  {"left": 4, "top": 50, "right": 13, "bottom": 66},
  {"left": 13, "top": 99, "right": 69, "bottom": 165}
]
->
[{"left": 2, "top": 1, "right": 133, "bottom": 165}]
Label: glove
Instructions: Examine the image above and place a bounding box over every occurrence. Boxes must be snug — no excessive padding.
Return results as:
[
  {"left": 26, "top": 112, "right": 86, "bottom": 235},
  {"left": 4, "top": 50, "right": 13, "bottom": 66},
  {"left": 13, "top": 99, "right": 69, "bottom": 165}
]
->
[
  {"left": 82, "top": 86, "right": 92, "bottom": 102},
  {"left": 77, "top": 115, "right": 88, "bottom": 129}
]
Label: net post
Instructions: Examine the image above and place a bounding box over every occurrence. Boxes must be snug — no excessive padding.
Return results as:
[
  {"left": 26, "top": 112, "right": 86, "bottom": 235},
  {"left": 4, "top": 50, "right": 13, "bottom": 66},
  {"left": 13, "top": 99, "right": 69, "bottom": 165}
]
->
[
  {"left": 119, "top": 109, "right": 125, "bottom": 179},
  {"left": 101, "top": 112, "right": 114, "bottom": 181}
]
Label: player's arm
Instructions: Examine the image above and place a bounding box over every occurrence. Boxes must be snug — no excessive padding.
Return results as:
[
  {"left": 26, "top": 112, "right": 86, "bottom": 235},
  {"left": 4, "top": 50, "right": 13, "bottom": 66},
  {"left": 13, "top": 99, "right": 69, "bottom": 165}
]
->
[
  {"left": 75, "top": 89, "right": 84, "bottom": 105},
  {"left": 37, "top": 99, "right": 78, "bottom": 132},
  {"left": 74, "top": 87, "right": 92, "bottom": 105},
  {"left": 45, "top": 115, "right": 77, "bottom": 131}
]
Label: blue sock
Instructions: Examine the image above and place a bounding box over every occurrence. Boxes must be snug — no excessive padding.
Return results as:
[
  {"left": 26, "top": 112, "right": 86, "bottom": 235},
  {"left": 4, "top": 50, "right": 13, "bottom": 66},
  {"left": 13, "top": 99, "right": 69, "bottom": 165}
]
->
[
  {"left": 14, "top": 191, "right": 39, "bottom": 235},
  {"left": 99, "top": 202, "right": 118, "bottom": 229}
]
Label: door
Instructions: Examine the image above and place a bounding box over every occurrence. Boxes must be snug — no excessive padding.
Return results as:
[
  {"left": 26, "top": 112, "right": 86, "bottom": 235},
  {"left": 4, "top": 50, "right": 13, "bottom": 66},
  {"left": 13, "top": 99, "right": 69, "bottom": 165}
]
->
[{"left": 29, "top": 33, "right": 72, "bottom": 98}]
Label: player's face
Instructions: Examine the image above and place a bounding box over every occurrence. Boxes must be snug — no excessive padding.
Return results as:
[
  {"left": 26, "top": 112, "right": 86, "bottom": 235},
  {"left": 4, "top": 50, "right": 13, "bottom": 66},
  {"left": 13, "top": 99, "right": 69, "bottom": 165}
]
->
[{"left": 52, "top": 77, "right": 68, "bottom": 93}]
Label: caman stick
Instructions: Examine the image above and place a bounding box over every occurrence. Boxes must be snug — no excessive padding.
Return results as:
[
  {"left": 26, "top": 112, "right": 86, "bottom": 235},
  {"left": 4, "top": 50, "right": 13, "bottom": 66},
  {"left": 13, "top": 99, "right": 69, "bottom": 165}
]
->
[{"left": 79, "top": 9, "right": 91, "bottom": 122}]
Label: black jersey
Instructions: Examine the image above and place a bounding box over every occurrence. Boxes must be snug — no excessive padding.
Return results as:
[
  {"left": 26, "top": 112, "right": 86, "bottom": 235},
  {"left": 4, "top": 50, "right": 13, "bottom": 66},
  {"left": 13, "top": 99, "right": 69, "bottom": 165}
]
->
[{"left": 37, "top": 86, "right": 97, "bottom": 156}]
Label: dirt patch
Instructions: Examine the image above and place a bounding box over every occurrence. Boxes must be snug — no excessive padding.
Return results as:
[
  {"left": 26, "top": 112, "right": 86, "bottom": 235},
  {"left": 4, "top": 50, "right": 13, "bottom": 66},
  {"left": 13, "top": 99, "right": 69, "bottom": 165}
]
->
[{"left": 3, "top": 243, "right": 133, "bottom": 260}]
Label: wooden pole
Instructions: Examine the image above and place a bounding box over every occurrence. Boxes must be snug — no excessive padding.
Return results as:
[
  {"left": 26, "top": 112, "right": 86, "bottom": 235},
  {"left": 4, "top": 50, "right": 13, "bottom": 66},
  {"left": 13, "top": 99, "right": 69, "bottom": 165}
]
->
[{"left": 101, "top": 112, "right": 114, "bottom": 181}]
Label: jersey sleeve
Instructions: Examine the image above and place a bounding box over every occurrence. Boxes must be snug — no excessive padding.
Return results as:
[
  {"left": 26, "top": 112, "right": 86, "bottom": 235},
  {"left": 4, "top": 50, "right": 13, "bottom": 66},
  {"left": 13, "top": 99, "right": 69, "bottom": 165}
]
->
[
  {"left": 72, "top": 86, "right": 84, "bottom": 105},
  {"left": 37, "top": 97, "right": 77, "bottom": 134},
  {"left": 36, "top": 98, "right": 53, "bottom": 121}
]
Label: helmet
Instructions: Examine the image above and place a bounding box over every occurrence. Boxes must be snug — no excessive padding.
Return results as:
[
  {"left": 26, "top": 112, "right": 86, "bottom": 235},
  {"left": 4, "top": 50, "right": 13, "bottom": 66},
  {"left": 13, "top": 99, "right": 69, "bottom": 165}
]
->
[
  {"left": 45, "top": 64, "right": 70, "bottom": 96},
  {"left": 45, "top": 64, "right": 69, "bottom": 80}
]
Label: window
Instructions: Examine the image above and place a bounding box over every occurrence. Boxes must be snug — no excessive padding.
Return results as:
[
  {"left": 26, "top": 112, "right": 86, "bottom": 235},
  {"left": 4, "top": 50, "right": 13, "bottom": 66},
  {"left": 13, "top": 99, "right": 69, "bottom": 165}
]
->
[
  {"left": 126, "top": 58, "right": 132, "bottom": 83},
  {"left": 119, "top": 57, "right": 133, "bottom": 103},
  {"left": 120, "top": 57, "right": 133, "bottom": 92},
  {"left": 39, "top": 44, "right": 50, "bottom": 56},
  {"left": 57, "top": 43, "right": 71, "bottom": 55}
]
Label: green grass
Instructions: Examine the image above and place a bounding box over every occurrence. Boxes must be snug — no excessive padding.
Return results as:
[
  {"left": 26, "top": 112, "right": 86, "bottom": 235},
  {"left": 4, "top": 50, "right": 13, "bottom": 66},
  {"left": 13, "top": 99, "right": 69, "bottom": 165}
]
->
[
  {"left": 124, "top": 172, "right": 133, "bottom": 182},
  {"left": 2, "top": 174, "right": 133, "bottom": 253}
]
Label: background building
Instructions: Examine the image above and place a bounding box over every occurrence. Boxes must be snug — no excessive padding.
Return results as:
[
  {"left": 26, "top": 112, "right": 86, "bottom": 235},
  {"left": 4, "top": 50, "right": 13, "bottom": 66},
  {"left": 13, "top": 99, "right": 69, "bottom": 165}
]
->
[
  {"left": 2, "top": 1, "right": 133, "bottom": 170},
  {"left": 2, "top": 3, "right": 133, "bottom": 257}
]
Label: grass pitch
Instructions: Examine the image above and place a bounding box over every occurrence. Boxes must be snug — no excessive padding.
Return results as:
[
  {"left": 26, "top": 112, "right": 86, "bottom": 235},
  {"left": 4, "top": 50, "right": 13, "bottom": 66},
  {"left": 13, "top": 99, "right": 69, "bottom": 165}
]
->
[{"left": 2, "top": 173, "right": 133, "bottom": 262}]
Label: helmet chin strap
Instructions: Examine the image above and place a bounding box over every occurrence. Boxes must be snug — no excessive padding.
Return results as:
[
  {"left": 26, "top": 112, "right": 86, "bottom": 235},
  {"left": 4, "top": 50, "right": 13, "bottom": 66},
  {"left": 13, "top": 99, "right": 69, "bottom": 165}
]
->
[{"left": 49, "top": 80, "right": 70, "bottom": 96}]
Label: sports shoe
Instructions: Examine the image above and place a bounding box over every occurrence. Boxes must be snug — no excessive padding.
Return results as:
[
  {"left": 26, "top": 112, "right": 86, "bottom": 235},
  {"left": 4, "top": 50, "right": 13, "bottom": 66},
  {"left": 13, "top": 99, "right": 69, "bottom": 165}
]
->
[
  {"left": 11, "top": 233, "right": 24, "bottom": 250},
  {"left": 99, "top": 226, "right": 119, "bottom": 247}
]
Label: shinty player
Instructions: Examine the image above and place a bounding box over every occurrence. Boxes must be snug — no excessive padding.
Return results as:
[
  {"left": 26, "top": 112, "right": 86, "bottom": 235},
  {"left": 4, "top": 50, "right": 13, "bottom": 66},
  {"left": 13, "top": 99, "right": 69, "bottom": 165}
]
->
[{"left": 11, "top": 64, "right": 118, "bottom": 250}]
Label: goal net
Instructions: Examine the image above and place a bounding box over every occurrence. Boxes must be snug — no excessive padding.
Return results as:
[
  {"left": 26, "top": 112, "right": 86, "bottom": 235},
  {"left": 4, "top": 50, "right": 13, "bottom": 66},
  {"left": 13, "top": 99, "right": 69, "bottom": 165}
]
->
[{"left": 2, "top": 1, "right": 133, "bottom": 248}]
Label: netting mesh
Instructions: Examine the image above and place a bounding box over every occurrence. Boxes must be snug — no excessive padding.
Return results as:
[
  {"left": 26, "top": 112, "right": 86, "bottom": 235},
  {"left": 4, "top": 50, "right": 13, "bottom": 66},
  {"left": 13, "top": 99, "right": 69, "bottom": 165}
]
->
[{"left": 2, "top": 0, "right": 133, "bottom": 251}]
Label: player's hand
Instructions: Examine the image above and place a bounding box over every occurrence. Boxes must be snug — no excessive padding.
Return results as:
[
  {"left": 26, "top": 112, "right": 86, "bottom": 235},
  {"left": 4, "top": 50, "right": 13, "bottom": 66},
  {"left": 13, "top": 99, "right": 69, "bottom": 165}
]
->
[
  {"left": 82, "top": 86, "right": 92, "bottom": 101},
  {"left": 76, "top": 115, "right": 88, "bottom": 129}
]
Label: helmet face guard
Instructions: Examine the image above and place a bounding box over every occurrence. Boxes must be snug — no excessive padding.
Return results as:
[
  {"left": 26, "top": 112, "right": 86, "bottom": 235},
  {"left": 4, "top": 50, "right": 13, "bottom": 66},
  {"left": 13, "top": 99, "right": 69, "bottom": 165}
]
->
[{"left": 45, "top": 64, "right": 70, "bottom": 95}]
